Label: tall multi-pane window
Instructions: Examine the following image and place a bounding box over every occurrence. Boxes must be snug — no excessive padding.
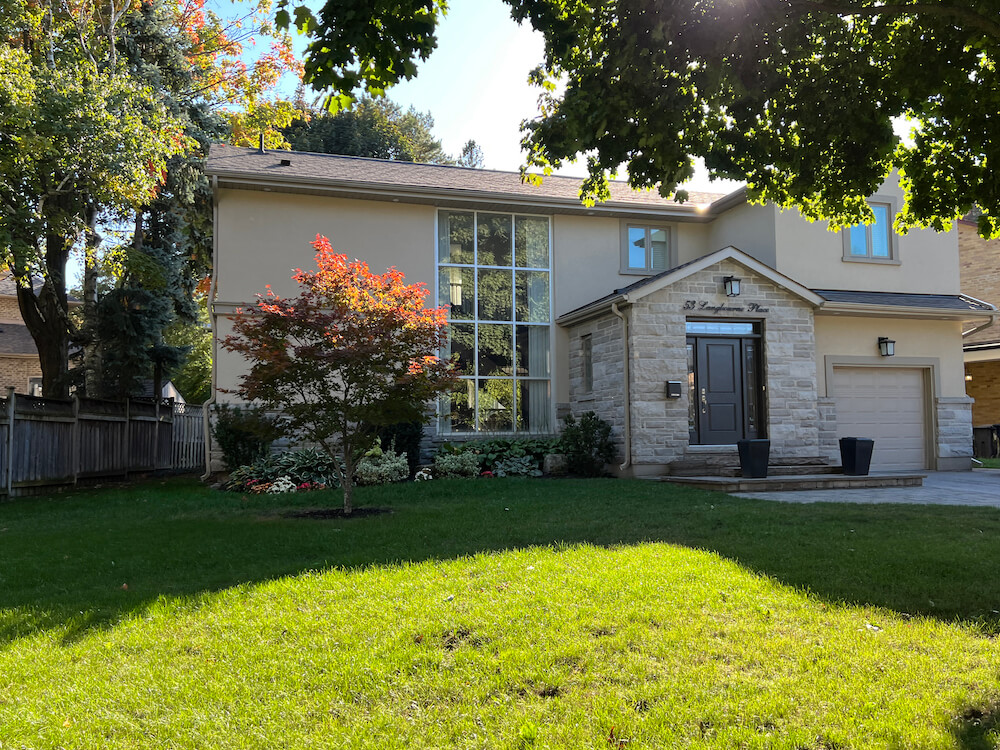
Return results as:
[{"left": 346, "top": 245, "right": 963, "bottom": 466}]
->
[{"left": 437, "top": 210, "right": 552, "bottom": 433}]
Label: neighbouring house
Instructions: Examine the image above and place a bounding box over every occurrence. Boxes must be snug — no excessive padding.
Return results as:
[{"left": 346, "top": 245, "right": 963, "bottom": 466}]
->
[
  {"left": 958, "top": 216, "right": 1000, "bottom": 429},
  {"left": 0, "top": 274, "right": 47, "bottom": 396},
  {"left": 206, "top": 144, "right": 996, "bottom": 474}
]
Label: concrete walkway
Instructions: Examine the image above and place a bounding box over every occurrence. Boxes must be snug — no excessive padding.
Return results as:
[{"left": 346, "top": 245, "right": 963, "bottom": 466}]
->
[{"left": 735, "top": 469, "right": 1000, "bottom": 507}]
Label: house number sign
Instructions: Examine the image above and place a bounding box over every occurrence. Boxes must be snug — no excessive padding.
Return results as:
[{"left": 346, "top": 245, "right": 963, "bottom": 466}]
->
[{"left": 682, "top": 300, "right": 770, "bottom": 313}]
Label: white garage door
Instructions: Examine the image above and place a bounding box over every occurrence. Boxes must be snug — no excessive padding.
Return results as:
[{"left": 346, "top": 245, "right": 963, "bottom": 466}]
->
[{"left": 831, "top": 367, "right": 928, "bottom": 471}]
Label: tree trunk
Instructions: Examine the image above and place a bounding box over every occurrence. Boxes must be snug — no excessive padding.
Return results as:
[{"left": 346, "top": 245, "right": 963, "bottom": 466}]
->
[
  {"left": 341, "top": 449, "right": 354, "bottom": 515},
  {"left": 82, "top": 209, "right": 102, "bottom": 396},
  {"left": 16, "top": 232, "right": 72, "bottom": 399}
]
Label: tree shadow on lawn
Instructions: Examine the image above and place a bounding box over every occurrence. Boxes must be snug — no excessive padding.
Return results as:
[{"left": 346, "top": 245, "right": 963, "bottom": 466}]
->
[{"left": 2, "top": 476, "right": 1000, "bottom": 647}]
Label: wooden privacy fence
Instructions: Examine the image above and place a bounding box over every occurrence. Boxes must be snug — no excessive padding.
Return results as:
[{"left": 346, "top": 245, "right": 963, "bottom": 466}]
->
[{"left": 0, "top": 389, "right": 206, "bottom": 497}]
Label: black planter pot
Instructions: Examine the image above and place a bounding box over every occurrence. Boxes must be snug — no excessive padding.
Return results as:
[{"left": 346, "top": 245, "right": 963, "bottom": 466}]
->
[
  {"left": 737, "top": 438, "right": 770, "bottom": 478},
  {"left": 839, "top": 437, "right": 875, "bottom": 476}
]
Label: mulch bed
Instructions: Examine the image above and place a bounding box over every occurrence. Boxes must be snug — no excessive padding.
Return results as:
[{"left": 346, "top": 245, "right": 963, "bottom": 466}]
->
[{"left": 283, "top": 507, "right": 393, "bottom": 520}]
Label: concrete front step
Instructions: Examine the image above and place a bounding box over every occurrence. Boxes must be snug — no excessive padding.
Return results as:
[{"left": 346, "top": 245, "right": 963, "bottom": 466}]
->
[
  {"left": 671, "top": 464, "right": 843, "bottom": 477},
  {"left": 659, "top": 473, "right": 925, "bottom": 493}
]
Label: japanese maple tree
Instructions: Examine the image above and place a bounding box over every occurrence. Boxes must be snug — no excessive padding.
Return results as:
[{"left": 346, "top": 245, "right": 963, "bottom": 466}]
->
[{"left": 221, "top": 236, "right": 456, "bottom": 514}]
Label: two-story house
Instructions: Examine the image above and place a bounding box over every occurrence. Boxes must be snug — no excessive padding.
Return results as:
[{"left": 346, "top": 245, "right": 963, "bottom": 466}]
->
[{"left": 206, "top": 144, "right": 996, "bottom": 474}]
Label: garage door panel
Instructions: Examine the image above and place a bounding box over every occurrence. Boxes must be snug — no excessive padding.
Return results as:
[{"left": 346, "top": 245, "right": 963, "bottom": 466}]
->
[{"left": 832, "top": 367, "right": 927, "bottom": 471}]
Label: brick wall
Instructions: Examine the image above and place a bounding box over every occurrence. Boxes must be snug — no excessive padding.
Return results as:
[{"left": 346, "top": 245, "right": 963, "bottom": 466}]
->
[
  {"left": 0, "top": 298, "right": 20, "bottom": 321},
  {"left": 959, "top": 221, "right": 1000, "bottom": 345},
  {"left": 967, "top": 360, "right": 1000, "bottom": 425},
  {"left": 0, "top": 356, "right": 42, "bottom": 394}
]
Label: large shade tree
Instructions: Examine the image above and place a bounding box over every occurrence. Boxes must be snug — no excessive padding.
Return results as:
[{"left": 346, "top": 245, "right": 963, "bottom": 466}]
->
[
  {"left": 221, "top": 236, "right": 456, "bottom": 514},
  {"left": 1, "top": 0, "right": 300, "bottom": 398},
  {"left": 278, "top": 0, "right": 1000, "bottom": 236}
]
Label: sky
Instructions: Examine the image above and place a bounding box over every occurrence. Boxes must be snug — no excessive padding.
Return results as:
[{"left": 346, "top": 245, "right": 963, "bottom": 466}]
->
[{"left": 281, "top": 0, "right": 744, "bottom": 194}]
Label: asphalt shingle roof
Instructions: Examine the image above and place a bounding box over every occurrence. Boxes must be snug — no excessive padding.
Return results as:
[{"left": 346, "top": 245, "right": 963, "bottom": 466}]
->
[
  {"left": 813, "top": 289, "right": 995, "bottom": 312},
  {"left": 206, "top": 144, "right": 732, "bottom": 210}
]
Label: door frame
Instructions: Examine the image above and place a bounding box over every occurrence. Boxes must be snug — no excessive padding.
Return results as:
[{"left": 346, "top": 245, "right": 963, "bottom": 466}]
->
[{"left": 687, "top": 320, "right": 766, "bottom": 446}]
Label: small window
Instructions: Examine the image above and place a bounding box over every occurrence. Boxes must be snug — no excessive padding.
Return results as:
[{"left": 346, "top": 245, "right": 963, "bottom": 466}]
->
[
  {"left": 28, "top": 377, "right": 42, "bottom": 397},
  {"left": 843, "top": 199, "right": 898, "bottom": 262},
  {"left": 622, "top": 224, "right": 670, "bottom": 274},
  {"left": 581, "top": 334, "right": 593, "bottom": 393}
]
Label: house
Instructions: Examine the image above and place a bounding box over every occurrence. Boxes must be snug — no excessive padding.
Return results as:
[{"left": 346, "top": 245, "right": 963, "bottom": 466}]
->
[
  {"left": 958, "top": 216, "right": 1000, "bottom": 429},
  {"left": 0, "top": 274, "right": 45, "bottom": 396},
  {"left": 205, "top": 144, "right": 996, "bottom": 474}
]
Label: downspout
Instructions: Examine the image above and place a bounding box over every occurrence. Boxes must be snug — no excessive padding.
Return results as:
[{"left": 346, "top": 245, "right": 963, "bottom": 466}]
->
[
  {"left": 201, "top": 175, "right": 221, "bottom": 481},
  {"left": 961, "top": 294, "right": 998, "bottom": 339},
  {"left": 611, "top": 301, "right": 631, "bottom": 472}
]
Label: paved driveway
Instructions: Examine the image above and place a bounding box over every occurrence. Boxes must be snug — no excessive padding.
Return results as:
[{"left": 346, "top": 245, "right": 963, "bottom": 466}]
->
[{"left": 735, "top": 469, "right": 1000, "bottom": 507}]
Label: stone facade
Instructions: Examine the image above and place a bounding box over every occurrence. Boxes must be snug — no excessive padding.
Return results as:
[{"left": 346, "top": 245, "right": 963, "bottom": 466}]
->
[
  {"left": 567, "top": 313, "right": 627, "bottom": 464},
  {"left": 936, "top": 396, "right": 975, "bottom": 470},
  {"left": 566, "top": 259, "right": 821, "bottom": 475}
]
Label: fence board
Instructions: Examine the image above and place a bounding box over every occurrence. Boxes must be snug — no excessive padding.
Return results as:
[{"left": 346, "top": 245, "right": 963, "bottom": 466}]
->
[{"left": 0, "top": 391, "right": 204, "bottom": 498}]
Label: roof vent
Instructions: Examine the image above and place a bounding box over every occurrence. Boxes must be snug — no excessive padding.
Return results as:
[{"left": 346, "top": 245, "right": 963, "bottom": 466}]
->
[
  {"left": 279, "top": 158, "right": 291, "bottom": 167},
  {"left": 258, "top": 133, "right": 266, "bottom": 154}
]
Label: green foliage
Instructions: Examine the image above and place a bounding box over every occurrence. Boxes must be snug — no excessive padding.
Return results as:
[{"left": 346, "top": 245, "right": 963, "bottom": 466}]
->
[
  {"left": 283, "top": 97, "right": 477, "bottom": 166},
  {"left": 438, "top": 437, "right": 559, "bottom": 472},
  {"left": 355, "top": 444, "right": 409, "bottom": 486},
  {"left": 224, "top": 447, "right": 344, "bottom": 492},
  {"left": 432, "top": 451, "right": 480, "bottom": 479},
  {"left": 293, "top": 0, "right": 1000, "bottom": 236},
  {"left": 493, "top": 455, "right": 543, "bottom": 478},
  {"left": 278, "top": 0, "right": 446, "bottom": 111},
  {"left": 559, "top": 411, "right": 614, "bottom": 477},
  {"left": 213, "top": 404, "right": 283, "bottom": 472},
  {"left": 163, "top": 298, "right": 212, "bottom": 404},
  {"left": 378, "top": 421, "right": 425, "bottom": 478}
]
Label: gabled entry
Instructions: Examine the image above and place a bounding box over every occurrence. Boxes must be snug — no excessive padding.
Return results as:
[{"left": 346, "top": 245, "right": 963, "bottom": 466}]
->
[{"left": 686, "top": 320, "right": 764, "bottom": 445}]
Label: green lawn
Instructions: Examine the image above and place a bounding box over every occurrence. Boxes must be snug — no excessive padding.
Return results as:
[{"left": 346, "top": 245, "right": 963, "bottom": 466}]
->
[
  {"left": 980, "top": 458, "right": 1000, "bottom": 469},
  {"left": 2, "top": 478, "right": 1000, "bottom": 749}
]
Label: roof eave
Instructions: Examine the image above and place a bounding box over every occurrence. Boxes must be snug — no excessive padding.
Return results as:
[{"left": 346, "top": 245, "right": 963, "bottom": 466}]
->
[
  {"left": 209, "top": 171, "right": 739, "bottom": 221},
  {"left": 816, "top": 302, "right": 995, "bottom": 319}
]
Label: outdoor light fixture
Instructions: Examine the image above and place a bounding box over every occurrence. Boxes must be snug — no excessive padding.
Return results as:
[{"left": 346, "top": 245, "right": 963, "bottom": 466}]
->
[
  {"left": 966, "top": 373, "right": 973, "bottom": 382},
  {"left": 723, "top": 276, "right": 741, "bottom": 297},
  {"left": 878, "top": 337, "right": 896, "bottom": 357}
]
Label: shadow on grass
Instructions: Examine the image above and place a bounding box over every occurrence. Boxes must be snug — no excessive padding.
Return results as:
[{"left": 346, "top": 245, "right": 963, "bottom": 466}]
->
[
  {"left": 2, "top": 476, "right": 1000, "bottom": 646},
  {"left": 952, "top": 702, "right": 1000, "bottom": 750}
]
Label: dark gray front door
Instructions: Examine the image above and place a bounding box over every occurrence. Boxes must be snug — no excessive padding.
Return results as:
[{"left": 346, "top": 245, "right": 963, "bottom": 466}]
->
[{"left": 695, "top": 337, "right": 744, "bottom": 445}]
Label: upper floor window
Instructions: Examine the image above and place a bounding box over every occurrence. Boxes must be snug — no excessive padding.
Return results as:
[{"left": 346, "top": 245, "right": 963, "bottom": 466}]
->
[
  {"left": 843, "top": 199, "right": 899, "bottom": 263},
  {"left": 437, "top": 210, "right": 552, "bottom": 434},
  {"left": 622, "top": 223, "right": 670, "bottom": 274}
]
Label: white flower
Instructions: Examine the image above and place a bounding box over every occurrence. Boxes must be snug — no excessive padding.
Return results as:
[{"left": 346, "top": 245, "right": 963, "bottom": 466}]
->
[{"left": 267, "top": 476, "right": 297, "bottom": 494}]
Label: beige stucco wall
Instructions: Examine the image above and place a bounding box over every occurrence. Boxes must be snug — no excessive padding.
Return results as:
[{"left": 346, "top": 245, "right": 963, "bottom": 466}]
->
[
  {"left": 705, "top": 202, "right": 778, "bottom": 268},
  {"left": 215, "top": 189, "right": 437, "bottom": 305},
  {"left": 813, "top": 315, "right": 966, "bottom": 396},
  {"left": 771, "top": 178, "right": 960, "bottom": 294}
]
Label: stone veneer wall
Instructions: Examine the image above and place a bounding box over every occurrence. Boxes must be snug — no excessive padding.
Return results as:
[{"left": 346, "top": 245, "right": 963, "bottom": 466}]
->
[
  {"left": 936, "top": 396, "right": 974, "bottom": 470},
  {"left": 566, "top": 259, "right": 821, "bottom": 474},
  {"left": 567, "top": 313, "right": 627, "bottom": 464}
]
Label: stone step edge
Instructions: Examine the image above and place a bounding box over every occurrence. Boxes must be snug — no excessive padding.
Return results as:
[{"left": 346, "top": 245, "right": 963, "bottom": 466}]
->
[
  {"left": 658, "top": 474, "right": 926, "bottom": 493},
  {"left": 669, "top": 465, "right": 843, "bottom": 477}
]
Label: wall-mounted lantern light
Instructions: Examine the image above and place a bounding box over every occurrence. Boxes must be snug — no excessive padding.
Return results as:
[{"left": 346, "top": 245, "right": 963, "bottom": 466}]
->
[
  {"left": 878, "top": 337, "right": 895, "bottom": 357},
  {"left": 723, "top": 276, "right": 741, "bottom": 297},
  {"left": 965, "top": 373, "right": 973, "bottom": 382}
]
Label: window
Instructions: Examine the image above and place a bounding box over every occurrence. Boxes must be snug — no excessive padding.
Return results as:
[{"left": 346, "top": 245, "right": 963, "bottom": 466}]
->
[
  {"left": 622, "top": 224, "right": 670, "bottom": 274},
  {"left": 842, "top": 199, "right": 898, "bottom": 262},
  {"left": 581, "top": 334, "right": 593, "bottom": 393},
  {"left": 28, "top": 378, "right": 42, "bottom": 397},
  {"left": 437, "top": 210, "right": 552, "bottom": 433}
]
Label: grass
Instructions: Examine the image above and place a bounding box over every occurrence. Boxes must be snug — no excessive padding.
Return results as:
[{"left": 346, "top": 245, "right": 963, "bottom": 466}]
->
[
  {"left": 980, "top": 458, "right": 1000, "bottom": 469},
  {"left": 2, "top": 477, "right": 1000, "bottom": 748}
]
